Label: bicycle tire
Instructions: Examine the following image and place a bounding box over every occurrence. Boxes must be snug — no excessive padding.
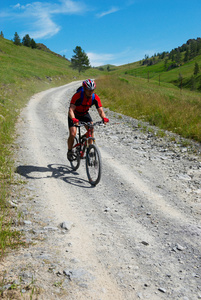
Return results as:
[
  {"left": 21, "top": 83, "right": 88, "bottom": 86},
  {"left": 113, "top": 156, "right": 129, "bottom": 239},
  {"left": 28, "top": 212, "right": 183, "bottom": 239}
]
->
[
  {"left": 70, "top": 137, "right": 80, "bottom": 171},
  {"left": 86, "top": 144, "right": 102, "bottom": 186}
]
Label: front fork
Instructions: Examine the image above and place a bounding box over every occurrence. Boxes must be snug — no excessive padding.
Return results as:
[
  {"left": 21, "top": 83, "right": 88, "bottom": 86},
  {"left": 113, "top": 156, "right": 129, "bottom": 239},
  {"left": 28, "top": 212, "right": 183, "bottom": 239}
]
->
[{"left": 79, "top": 127, "right": 95, "bottom": 158}]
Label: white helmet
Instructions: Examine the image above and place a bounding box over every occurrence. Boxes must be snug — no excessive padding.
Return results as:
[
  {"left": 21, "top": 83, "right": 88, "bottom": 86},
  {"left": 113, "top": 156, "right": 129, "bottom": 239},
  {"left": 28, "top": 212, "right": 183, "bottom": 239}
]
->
[{"left": 82, "top": 79, "right": 96, "bottom": 90}]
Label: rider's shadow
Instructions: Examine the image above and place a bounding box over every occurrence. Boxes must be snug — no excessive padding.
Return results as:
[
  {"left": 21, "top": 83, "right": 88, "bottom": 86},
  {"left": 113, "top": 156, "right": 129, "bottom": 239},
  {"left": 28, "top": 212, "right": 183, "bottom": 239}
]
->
[{"left": 16, "top": 164, "right": 90, "bottom": 188}]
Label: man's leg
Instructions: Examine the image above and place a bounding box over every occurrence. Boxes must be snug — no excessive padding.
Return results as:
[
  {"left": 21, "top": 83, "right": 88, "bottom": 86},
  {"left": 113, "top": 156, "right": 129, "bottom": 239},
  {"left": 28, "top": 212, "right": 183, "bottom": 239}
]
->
[
  {"left": 68, "top": 126, "right": 77, "bottom": 151},
  {"left": 85, "top": 125, "right": 94, "bottom": 145},
  {"left": 67, "top": 117, "right": 77, "bottom": 161},
  {"left": 81, "top": 113, "right": 93, "bottom": 144}
]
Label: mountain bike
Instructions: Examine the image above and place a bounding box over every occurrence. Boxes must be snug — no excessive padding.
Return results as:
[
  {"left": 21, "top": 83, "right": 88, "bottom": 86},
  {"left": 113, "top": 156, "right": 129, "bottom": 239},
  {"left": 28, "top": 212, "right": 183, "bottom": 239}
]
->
[{"left": 69, "top": 121, "right": 104, "bottom": 186}]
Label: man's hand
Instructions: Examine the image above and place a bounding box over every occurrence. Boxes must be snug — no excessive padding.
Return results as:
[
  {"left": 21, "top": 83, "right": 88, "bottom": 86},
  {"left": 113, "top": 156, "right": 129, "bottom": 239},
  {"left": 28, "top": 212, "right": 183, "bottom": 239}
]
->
[
  {"left": 72, "top": 118, "right": 79, "bottom": 124},
  {"left": 103, "top": 117, "right": 109, "bottom": 124}
]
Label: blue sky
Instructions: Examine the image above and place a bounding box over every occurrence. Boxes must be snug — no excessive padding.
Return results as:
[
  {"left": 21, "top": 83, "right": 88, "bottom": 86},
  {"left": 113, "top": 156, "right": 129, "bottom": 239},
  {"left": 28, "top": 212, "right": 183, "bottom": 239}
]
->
[{"left": 1, "top": 0, "right": 201, "bottom": 66}]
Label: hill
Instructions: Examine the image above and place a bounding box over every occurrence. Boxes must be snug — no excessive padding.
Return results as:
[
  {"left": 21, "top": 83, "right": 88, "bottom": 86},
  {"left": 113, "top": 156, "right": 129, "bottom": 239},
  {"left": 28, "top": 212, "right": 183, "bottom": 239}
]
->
[
  {"left": 111, "top": 38, "right": 201, "bottom": 92},
  {"left": 95, "top": 39, "right": 201, "bottom": 144},
  {"left": 0, "top": 37, "right": 75, "bottom": 85},
  {"left": 95, "top": 64, "right": 117, "bottom": 72},
  {"left": 36, "top": 43, "right": 70, "bottom": 61}
]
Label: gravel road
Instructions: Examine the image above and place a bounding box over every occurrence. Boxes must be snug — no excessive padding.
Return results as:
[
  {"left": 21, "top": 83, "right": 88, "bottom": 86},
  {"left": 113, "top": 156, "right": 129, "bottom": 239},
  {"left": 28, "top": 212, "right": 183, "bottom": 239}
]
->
[{"left": 1, "top": 81, "right": 201, "bottom": 299}]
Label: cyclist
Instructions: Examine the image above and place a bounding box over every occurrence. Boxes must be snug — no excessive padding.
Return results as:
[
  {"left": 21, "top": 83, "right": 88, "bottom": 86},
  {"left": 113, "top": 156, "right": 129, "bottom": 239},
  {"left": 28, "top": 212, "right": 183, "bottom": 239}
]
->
[{"left": 67, "top": 79, "right": 109, "bottom": 161}]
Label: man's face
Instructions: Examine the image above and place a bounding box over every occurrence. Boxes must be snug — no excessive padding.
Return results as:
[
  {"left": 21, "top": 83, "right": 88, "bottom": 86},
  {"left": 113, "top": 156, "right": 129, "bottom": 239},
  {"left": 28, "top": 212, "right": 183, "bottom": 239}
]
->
[{"left": 84, "top": 88, "right": 94, "bottom": 98}]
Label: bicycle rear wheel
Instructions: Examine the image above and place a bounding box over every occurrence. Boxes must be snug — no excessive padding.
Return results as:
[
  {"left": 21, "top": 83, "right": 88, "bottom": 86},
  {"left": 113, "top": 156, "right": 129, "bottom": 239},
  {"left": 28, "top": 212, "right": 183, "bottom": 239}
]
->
[
  {"left": 86, "top": 144, "right": 102, "bottom": 186},
  {"left": 70, "top": 137, "right": 80, "bottom": 171}
]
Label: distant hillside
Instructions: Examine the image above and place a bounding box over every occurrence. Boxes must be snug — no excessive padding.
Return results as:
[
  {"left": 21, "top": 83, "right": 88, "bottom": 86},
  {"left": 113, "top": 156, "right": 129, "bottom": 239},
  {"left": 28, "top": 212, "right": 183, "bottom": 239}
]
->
[
  {"left": 0, "top": 37, "right": 73, "bottom": 85},
  {"left": 112, "top": 38, "right": 201, "bottom": 92},
  {"left": 36, "top": 43, "right": 70, "bottom": 61},
  {"left": 1, "top": 34, "right": 200, "bottom": 92},
  {"left": 0, "top": 36, "right": 102, "bottom": 86},
  {"left": 140, "top": 37, "right": 201, "bottom": 70},
  {"left": 95, "top": 64, "right": 117, "bottom": 72}
]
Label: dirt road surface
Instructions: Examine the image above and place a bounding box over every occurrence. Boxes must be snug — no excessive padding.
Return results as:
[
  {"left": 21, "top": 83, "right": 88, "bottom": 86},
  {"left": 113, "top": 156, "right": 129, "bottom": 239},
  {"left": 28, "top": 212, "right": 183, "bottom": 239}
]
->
[{"left": 1, "top": 81, "right": 201, "bottom": 299}]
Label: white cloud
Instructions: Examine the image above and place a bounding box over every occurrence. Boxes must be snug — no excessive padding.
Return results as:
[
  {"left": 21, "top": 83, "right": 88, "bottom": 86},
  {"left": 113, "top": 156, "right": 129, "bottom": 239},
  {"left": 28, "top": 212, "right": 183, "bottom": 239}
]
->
[
  {"left": 96, "top": 7, "right": 120, "bottom": 18},
  {"left": 59, "top": 48, "right": 70, "bottom": 54},
  {"left": 12, "top": 3, "right": 32, "bottom": 10},
  {"left": 13, "top": 4, "right": 21, "bottom": 9},
  {"left": 2, "top": 0, "right": 87, "bottom": 39},
  {"left": 87, "top": 52, "right": 115, "bottom": 67},
  {"left": 53, "top": 0, "right": 85, "bottom": 14},
  {"left": 87, "top": 47, "right": 153, "bottom": 67},
  {"left": 126, "top": 0, "right": 136, "bottom": 6},
  {"left": 25, "top": 14, "right": 61, "bottom": 39}
]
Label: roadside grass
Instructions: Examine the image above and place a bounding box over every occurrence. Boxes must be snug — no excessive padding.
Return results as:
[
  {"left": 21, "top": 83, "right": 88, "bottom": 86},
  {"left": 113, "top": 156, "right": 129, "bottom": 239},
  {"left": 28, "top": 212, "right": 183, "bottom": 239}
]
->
[{"left": 96, "top": 75, "right": 201, "bottom": 142}]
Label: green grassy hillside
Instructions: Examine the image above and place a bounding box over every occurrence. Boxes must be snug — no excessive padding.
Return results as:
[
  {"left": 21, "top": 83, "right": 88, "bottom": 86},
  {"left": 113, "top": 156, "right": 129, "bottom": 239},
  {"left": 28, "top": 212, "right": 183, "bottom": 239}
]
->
[
  {"left": 96, "top": 44, "right": 201, "bottom": 144},
  {"left": 110, "top": 52, "right": 201, "bottom": 91},
  {"left": 1, "top": 39, "right": 69, "bottom": 84},
  {"left": 96, "top": 74, "right": 201, "bottom": 142}
]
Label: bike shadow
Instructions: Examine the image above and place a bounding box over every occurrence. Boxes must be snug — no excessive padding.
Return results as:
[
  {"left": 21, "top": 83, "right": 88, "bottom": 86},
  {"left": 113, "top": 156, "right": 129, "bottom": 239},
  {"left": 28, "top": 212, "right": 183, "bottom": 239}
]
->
[{"left": 16, "top": 164, "right": 92, "bottom": 188}]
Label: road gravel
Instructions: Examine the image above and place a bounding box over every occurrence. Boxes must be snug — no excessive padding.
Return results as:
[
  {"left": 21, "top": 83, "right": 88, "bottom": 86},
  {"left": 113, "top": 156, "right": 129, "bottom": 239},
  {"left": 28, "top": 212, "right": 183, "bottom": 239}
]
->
[{"left": 1, "top": 81, "right": 201, "bottom": 299}]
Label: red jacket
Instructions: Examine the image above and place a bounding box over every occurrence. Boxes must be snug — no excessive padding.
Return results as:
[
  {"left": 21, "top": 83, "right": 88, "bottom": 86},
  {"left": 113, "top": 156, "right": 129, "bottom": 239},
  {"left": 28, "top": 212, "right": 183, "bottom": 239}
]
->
[{"left": 70, "top": 91, "right": 102, "bottom": 116}]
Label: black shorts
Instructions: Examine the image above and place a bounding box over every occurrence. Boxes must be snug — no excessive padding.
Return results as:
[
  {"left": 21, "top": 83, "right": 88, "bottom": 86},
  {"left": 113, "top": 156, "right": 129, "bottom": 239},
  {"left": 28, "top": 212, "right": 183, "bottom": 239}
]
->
[{"left": 68, "top": 112, "right": 93, "bottom": 128}]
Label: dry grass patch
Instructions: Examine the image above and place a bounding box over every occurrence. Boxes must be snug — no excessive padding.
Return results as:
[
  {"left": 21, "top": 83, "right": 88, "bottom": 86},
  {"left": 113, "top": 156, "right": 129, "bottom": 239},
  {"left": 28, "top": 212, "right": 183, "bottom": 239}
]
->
[{"left": 96, "top": 75, "right": 201, "bottom": 142}]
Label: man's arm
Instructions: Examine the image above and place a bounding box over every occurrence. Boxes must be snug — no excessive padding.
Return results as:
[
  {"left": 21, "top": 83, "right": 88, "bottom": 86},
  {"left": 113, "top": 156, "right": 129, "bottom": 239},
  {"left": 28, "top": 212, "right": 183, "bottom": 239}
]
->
[
  {"left": 69, "top": 104, "right": 79, "bottom": 124},
  {"left": 97, "top": 107, "right": 109, "bottom": 124},
  {"left": 69, "top": 104, "right": 77, "bottom": 119},
  {"left": 97, "top": 107, "right": 106, "bottom": 119}
]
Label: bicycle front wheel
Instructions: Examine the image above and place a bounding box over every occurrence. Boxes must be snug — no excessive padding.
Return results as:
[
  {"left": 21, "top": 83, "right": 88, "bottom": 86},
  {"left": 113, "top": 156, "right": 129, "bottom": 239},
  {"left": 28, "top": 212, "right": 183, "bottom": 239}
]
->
[
  {"left": 86, "top": 144, "right": 102, "bottom": 186},
  {"left": 70, "top": 137, "right": 80, "bottom": 171}
]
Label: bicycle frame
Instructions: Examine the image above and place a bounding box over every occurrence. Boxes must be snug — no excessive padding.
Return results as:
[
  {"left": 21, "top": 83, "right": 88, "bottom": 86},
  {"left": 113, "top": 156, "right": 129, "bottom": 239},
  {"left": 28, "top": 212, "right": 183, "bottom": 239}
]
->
[
  {"left": 70, "top": 120, "right": 104, "bottom": 185},
  {"left": 73, "top": 121, "right": 101, "bottom": 159}
]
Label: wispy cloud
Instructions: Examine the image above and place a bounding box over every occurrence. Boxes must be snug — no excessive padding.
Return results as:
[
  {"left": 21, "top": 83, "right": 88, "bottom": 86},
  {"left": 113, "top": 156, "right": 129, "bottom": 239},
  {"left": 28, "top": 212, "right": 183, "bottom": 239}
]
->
[
  {"left": 95, "top": 1, "right": 136, "bottom": 19},
  {"left": 87, "top": 47, "right": 155, "bottom": 67},
  {"left": 0, "top": 0, "right": 87, "bottom": 39},
  {"left": 87, "top": 48, "right": 135, "bottom": 67},
  {"left": 126, "top": 0, "right": 136, "bottom": 6},
  {"left": 87, "top": 52, "right": 115, "bottom": 67},
  {"left": 96, "top": 7, "right": 120, "bottom": 18}
]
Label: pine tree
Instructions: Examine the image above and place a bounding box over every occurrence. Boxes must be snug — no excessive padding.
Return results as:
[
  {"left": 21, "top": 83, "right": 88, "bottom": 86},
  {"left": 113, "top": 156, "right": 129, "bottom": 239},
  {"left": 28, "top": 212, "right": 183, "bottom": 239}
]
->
[
  {"left": 190, "top": 41, "right": 197, "bottom": 58},
  {"left": 175, "top": 50, "right": 181, "bottom": 64},
  {"left": 194, "top": 62, "right": 199, "bottom": 75},
  {"left": 13, "top": 32, "right": 21, "bottom": 45},
  {"left": 30, "top": 38, "right": 37, "bottom": 49},
  {"left": 70, "top": 46, "right": 90, "bottom": 74},
  {"left": 184, "top": 47, "right": 189, "bottom": 62},
  {"left": 0, "top": 31, "right": 4, "bottom": 38},
  {"left": 22, "top": 34, "right": 31, "bottom": 47}
]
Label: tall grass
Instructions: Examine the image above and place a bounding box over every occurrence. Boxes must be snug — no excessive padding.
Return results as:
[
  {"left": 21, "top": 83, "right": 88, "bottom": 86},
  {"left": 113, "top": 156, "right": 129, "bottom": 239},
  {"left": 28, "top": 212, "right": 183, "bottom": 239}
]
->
[{"left": 96, "top": 75, "right": 201, "bottom": 142}]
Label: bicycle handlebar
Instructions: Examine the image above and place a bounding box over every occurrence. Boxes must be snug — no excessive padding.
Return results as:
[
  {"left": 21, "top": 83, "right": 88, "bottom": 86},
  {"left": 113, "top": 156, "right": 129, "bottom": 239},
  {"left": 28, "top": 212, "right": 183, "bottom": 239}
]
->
[{"left": 74, "top": 120, "right": 105, "bottom": 128}]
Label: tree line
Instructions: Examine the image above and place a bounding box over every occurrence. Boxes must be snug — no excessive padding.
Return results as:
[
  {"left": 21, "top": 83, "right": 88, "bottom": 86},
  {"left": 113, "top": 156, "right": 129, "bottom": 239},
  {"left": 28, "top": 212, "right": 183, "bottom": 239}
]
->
[
  {"left": 142, "top": 37, "right": 201, "bottom": 69},
  {"left": 0, "top": 30, "right": 91, "bottom": 74},
  {"left": 12, "top": 32, "right": 37, "bottom": 48},
  {"left": 140, "top": 38, "right": 201, "bottom": 91},
  {"left": 0, "top": 30, "right": 37, "bottom": 48}
]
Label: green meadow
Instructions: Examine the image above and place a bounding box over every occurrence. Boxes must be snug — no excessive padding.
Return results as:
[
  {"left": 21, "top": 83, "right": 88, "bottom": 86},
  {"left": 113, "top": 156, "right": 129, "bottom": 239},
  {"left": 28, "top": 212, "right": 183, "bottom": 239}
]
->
[{"left": 96, "top": 74, "right": 201, "bottom": 141}]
